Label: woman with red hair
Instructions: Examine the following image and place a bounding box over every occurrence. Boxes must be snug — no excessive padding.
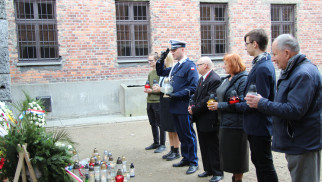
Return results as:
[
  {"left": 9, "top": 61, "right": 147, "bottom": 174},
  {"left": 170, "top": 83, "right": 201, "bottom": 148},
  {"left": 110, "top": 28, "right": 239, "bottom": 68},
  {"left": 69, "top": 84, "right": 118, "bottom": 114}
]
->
[{"left": 208, "top": 53, "right": 249, "bottom": 182}]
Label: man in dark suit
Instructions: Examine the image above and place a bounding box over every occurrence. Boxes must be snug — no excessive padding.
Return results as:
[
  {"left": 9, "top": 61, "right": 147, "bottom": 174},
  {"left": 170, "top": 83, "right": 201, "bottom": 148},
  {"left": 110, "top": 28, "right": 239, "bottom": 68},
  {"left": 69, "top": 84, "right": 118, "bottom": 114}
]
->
[
  {"left": 156, "top": 40, "right": 199, "bottom": 174},
  {"left": 188, "top": 57, "right": 223, "bottom": 182}
]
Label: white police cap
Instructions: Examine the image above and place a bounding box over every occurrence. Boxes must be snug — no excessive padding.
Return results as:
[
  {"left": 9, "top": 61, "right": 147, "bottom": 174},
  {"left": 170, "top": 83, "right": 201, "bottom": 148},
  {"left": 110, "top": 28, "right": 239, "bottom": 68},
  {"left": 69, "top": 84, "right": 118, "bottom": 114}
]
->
[{"left": 169, "top": 39, "right": 187, "bottom": 50}]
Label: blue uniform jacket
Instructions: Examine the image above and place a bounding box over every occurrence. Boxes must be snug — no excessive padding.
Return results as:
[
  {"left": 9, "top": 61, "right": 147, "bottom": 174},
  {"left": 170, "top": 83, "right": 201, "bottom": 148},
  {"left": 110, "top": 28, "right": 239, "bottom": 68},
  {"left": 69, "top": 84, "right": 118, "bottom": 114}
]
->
[
  {"left": 156, "top": 58, "right": 199, "bottom": 114},
  {"left": 235, "top": 53, "right": 276, "bottom": 136},
  {"left": 257, "top": 54, "right": 322, "bottom": 155}
]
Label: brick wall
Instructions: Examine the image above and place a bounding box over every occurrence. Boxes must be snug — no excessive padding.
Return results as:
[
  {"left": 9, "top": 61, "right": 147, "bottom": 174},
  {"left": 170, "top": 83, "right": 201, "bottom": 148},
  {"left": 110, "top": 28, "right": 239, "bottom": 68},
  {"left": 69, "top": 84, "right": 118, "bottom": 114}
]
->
[
  {"left": 6, "top": 0, "right": 322, "bottom": 85},
  {"left": 150, "top": 0, "right": 201, "bottom": 60},
  {"left": 297, "top": 0, "right": 322, "bottom": 66}
]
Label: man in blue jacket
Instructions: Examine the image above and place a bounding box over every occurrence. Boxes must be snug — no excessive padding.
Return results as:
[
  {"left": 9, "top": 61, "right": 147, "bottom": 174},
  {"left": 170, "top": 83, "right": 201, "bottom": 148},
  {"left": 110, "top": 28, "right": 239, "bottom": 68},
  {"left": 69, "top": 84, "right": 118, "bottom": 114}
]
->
[
  {"left": 156, "top": 40, "right": 199, "bottom": 175},
  {"left": 235, "top": 29, "right": 278, "bottom": 182},
  {"left": 246, "top": 34, "right": 322, "bottom": 182}
]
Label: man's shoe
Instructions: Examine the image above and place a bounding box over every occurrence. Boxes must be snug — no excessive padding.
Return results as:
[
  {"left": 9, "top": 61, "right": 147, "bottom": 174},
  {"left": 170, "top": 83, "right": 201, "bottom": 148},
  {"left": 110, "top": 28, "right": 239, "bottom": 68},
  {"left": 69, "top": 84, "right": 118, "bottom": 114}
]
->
[
  {"left": 186, "top": 165, "right": 198, "bottom": 174},
  {"left": 166, "top": 153, "right": 180, "bottom": 161},
  {"left": 145, "top": 143, "right": 159, "bottom": 150},
  {"left": 172, "top": 160, "right": 189, "bottom": 167},
  {"left": 154, "top": 145, "right": 166, "bottom": 153},
  {"left": 198, "top": 171, "right": 212, "bottom": 177},
  {"left": 209, "top": 176, "right": 223, "bottom": 182},
  {"left": 162, "top": 150, "right": 173, "bottom": 159}
]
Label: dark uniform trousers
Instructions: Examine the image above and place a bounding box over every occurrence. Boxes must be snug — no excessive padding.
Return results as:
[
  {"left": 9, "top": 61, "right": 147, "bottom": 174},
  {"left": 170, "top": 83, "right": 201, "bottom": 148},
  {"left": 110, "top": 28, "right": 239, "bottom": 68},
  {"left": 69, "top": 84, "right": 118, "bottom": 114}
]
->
[{"left": 172, "top": 114, "right": 198, "bottom": 166}]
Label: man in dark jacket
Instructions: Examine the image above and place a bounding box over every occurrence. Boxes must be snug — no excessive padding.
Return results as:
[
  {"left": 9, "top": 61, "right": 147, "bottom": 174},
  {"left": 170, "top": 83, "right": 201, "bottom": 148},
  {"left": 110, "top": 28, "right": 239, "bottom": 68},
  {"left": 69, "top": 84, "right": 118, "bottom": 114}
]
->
[
  {"left": 246, "top": 34, "right": 322, "bottom": 182},
  {"left": 235, "top": 29, "right": 278, "bottom": 182},
  {"left": 188, "top": 57, "right": 223, "bottom": 182},
  {"left": 156, "top": 40, "right": 199, "bottom": 175}
]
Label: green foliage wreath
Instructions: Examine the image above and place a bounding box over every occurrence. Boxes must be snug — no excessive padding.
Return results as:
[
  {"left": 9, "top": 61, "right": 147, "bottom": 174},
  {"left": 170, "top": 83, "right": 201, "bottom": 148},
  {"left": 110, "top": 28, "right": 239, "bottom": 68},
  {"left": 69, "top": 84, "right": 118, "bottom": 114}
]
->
[{"left": 0, "top": 93, "right": 76, "bottom": 181}]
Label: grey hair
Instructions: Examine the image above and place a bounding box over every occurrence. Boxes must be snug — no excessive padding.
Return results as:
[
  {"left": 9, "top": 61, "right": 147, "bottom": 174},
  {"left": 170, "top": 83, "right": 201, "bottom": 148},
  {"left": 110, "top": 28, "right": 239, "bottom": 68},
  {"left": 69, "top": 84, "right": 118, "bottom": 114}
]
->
[
  {"left": 200, "top": 56, "right": 214, "bottom": 69},
  {"left": 274, "top": 34, "right": 300, "bottom": 53}
]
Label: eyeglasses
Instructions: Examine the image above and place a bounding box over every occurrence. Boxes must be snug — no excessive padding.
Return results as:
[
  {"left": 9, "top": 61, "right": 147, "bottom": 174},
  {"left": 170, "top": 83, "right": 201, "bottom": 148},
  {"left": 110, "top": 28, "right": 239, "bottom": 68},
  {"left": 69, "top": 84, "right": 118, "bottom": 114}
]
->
[
  {"left": 196, "top": 63, "right": 204, "bottom": 67},
  {"left": 148, "top": 60, "right": 154, "bottom": 62},
  {"left": 245, "top": 42, "right": 252, "bottom": 46}
]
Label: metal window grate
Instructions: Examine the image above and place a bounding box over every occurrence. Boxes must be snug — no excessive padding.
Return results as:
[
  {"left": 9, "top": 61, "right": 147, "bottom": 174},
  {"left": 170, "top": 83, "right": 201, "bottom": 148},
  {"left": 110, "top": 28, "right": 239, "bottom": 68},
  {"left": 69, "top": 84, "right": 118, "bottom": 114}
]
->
[
  {"left": 271, "top": 4, "right": 295, "bottom": 41},
  {"left": 116, "top": 1, "right": 150, "bottom": 58},
  {"left": 200, "top": 3, "right": 227, "bottom": 56},
  {"left": 14, "top": 0, "right": 59, "bottom": 61}
]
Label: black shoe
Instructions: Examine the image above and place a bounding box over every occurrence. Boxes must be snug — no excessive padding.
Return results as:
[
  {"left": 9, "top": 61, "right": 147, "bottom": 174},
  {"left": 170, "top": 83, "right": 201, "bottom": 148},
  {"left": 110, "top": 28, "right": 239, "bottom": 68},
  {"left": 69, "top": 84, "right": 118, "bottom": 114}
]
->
[
  {"left": 162, "top": 150, "right": 173, "bottom": 159},
  {"left": 166, "top": 153, "right": 180, "bottom": 161},
  {"left": 198, "top": 171, "right": 212, "bottom": 177},
  {"left": 145, "top": 143, "right": 159, "bottom": 150},
  {"left": 154, "top": 145, "right": 166, "bottom": 153},
  {"left": 210, "top": 176, "right": 223, "bottom": 182},
  {"left": 173, "top": 160, "right": 189, "bottom": 167},
  {"left": 186, "top": 165, "right": 198, "bottom": 174}
]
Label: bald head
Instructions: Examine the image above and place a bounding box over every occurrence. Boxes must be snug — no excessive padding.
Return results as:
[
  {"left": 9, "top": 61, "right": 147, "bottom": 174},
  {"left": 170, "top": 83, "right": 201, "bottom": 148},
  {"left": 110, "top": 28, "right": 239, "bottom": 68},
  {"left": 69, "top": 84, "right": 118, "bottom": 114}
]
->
[
  {"left": 196, "top": 57, "right": 214, "bottom": 76},
  {"left": 199, "top": 57, "right": 214, "bottom": 69}
]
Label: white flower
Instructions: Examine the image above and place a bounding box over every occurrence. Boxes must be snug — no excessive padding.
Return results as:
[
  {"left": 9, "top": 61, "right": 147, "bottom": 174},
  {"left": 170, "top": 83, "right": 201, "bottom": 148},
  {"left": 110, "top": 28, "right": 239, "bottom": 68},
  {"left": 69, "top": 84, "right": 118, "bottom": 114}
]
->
[
  {"left": 67, "top": 145, "right": 73, "bottom": 150},
  {"left": 35, "top": 122, "right": 39, "bottom": 126},
  {"left": 29, "top": 103, "right": 33, "bottom": 107},
  {"left": 30, "top": 121, "right": 33, "bottom": 124}
]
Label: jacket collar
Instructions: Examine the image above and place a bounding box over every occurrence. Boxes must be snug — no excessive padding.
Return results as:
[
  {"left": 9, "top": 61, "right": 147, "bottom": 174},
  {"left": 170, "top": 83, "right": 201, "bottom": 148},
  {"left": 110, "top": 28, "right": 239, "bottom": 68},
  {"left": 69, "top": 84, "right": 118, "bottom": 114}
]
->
[{"left": 279, "top": 54, "right": 307, "bottom": 80}]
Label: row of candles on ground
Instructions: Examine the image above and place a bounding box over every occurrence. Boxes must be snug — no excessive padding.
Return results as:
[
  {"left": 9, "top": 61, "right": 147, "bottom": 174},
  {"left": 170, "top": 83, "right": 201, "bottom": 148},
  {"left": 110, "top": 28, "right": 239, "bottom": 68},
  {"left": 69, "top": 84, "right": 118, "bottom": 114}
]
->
[{"left": 69, "top": 148, "right": 135, "bottom": 182}]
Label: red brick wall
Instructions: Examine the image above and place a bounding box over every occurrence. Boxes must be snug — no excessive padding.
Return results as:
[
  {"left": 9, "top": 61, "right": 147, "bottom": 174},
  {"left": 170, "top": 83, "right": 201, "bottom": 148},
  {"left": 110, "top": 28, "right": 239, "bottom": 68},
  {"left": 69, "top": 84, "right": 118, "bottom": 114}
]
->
[
  {"left": 6, "top": 0, "right": 321, "bottom": 84},
  {"left": 150, "top": 0, "right": 201, "bottom": 60},
  {"left": 297, "top": 0, "right": 322, "bottom": 66},
  {"left": 228, "top": 0, "right": 271, "bottom": 70}
]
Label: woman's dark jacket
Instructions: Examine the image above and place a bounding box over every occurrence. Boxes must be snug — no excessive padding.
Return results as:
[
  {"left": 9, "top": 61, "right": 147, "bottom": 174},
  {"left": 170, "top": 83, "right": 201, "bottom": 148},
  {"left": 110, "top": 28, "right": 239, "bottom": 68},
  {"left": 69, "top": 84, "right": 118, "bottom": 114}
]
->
[{"left": 217, "top": 71, "right": 247, "bottom": 129}]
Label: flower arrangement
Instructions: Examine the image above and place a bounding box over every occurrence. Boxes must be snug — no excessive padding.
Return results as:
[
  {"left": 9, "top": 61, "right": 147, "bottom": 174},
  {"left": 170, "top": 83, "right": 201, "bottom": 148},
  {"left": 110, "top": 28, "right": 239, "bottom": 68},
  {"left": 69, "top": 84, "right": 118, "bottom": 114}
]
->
[{"left": 0, "top": 93, "right": 76, "bottom": 182}]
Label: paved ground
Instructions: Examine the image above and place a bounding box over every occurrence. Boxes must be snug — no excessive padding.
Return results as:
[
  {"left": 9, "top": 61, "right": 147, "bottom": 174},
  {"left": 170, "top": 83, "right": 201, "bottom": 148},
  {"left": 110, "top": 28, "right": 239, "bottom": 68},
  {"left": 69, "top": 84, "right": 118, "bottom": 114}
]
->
[{"left": 45, "top": 116, "right": 305, "bottom": 182}]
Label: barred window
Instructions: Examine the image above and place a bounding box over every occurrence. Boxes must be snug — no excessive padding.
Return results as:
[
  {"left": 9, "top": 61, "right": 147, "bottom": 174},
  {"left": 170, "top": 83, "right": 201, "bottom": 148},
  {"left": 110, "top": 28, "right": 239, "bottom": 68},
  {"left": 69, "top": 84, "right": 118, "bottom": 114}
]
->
[
  {"left": 116, "top": 1, "right": 150, "bottom": 62},
  {"left": 271, "top": 5, "right": 295, "bottom": 41},
  {"left": 200, "top": 3, "right": 227, "bottom": 57},
  {"left": 14, "top": 0, "right": 59, "bottom": 62}
]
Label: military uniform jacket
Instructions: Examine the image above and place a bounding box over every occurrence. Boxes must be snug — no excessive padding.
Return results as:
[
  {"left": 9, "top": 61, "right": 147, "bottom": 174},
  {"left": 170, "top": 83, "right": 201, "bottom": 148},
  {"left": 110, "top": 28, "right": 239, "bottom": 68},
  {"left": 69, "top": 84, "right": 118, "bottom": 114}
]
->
[
  {"left": 156, "top": 58, "right": 199, "bottom": 114},
  {"left": 191, "top": 70, "right": 221, "bottom": 132}
]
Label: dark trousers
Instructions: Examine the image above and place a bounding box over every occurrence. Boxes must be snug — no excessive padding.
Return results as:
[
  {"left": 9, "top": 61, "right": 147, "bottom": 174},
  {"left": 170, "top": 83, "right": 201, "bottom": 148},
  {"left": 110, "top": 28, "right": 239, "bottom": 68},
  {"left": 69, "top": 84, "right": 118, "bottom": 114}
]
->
[
  {"left": 173, "top": 114, "right": 198, "bottom": 166},
  {"left": 147, "top": 103, "right": 165, "bottom": 145},
  {"left": 248, "top": 135, "right": 278, "bottom": 182},
  {"left": 197, "top": 127, "right": 223, "bottom": 176}
]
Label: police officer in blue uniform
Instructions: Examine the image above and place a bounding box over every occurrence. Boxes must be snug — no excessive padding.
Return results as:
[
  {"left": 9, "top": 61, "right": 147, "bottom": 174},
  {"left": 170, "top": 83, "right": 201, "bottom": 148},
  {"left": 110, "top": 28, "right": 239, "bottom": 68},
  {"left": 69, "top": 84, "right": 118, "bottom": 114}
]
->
[{"left": 156, "top": 40, "right": 199, "bottom": 174}]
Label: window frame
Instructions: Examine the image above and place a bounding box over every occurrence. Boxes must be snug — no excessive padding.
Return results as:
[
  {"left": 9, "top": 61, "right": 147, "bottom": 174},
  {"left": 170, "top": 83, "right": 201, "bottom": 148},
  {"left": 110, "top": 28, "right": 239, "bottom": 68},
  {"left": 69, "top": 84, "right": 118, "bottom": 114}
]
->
[
  {"left": 14, "top": 0, "right": 60, "bottom": 65},
  {"left": 200, "top": 3, "right": 228, "bottom": 59},
  {"left": 271, "top": 4, "right": 296, "bottom": 42},
  {"left": 115, "top": 1, "right": 151, "bottom": 63}
]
